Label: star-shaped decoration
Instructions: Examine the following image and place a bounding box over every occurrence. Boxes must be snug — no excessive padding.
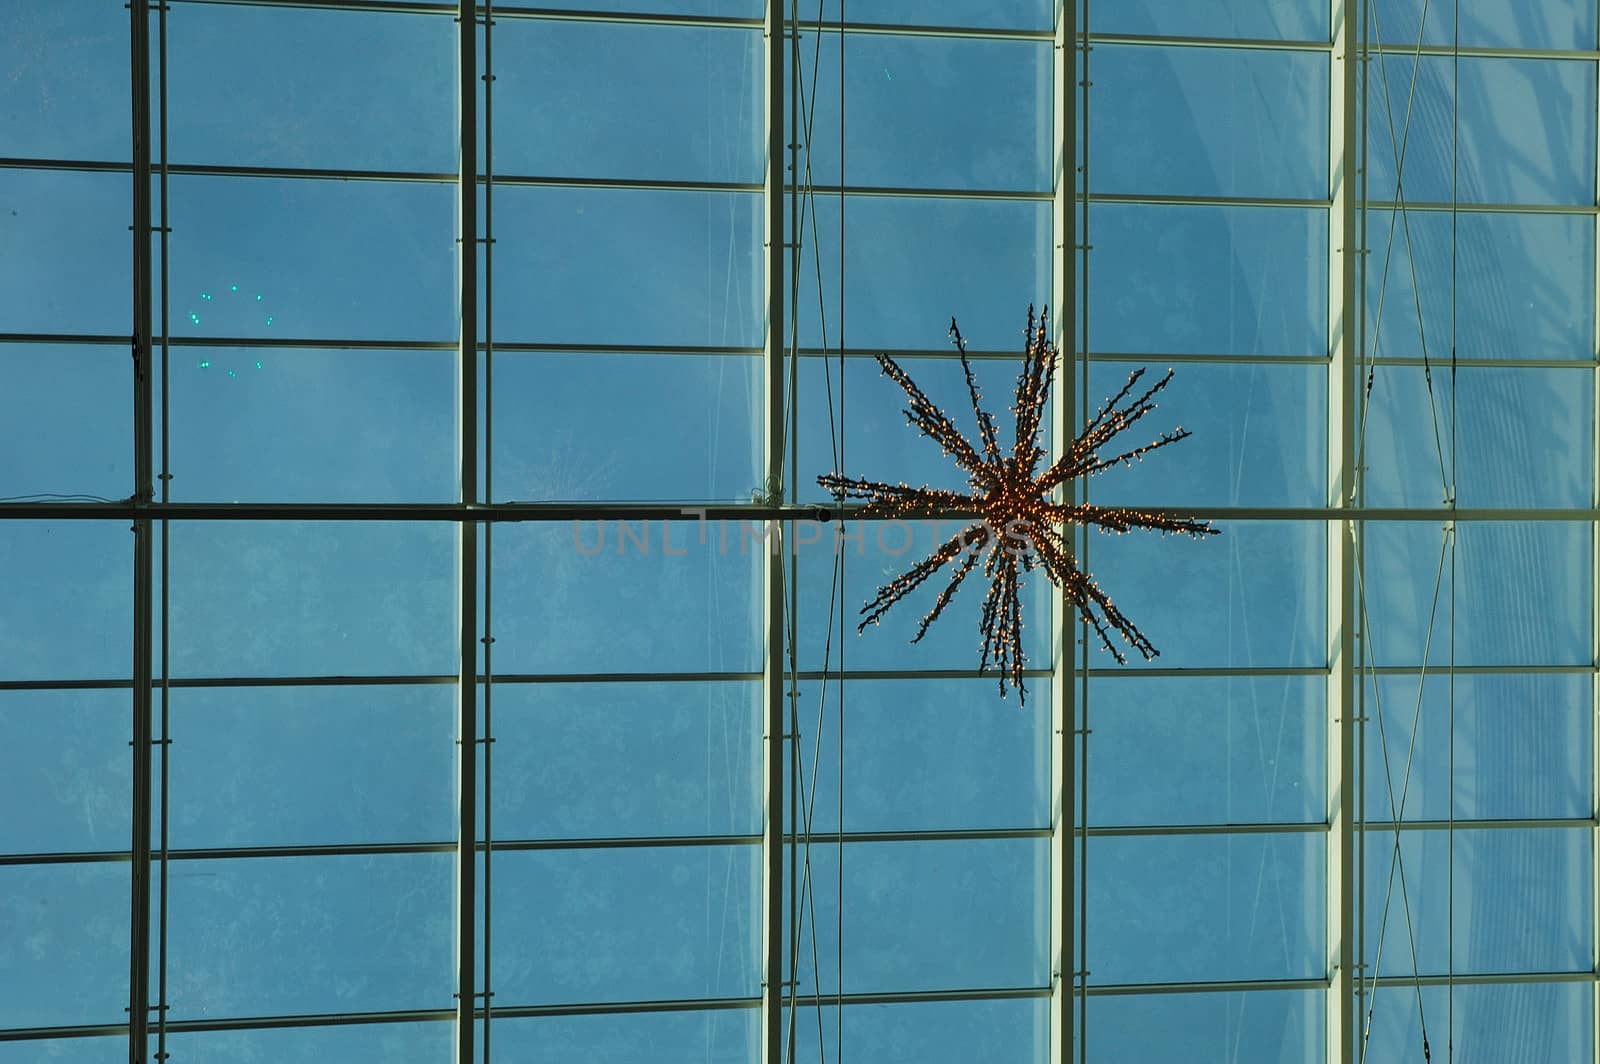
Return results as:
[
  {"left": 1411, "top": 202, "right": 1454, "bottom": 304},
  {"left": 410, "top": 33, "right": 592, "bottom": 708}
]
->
[{"left": 817, "top": 306, "right": 1218, "bottom": 703}]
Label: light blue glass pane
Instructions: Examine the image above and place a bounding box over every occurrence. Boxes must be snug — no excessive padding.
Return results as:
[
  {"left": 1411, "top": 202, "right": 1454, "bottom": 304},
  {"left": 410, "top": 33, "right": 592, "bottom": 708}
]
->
[
  {"left": 788, "top": 998, "right": 1050, "bottom": 1064},
  {"left": 1088, "top": 675, "right": 1324, "bottom": 827},
  {"left": 795, "top": 520, "right": 1055, "bottom": 677},
  {"left": 0, "top": 522, "right": 130, "bottom": 681},
  {"left": 492, "top": 845, "right": 758, "bottom": 1005},
  {"left": 1088, "top": 832, "right": 1324, "bottom": 984},
  {"left": 1363, "top": 981, "right": 1593, "bottom": 1064},
  {"left": 494, "top": 353, "right": 761, "bottom": 503},
  {"left": 168, "top": 176, "right": 457, "bottom": 343},
  {"left": 1365, "top": 211, "right": 1592, "bottom": 360},
  {"left": 1089, "top": 360, "right": 1326, "bottom": 508},
  {"left": 789, "top": 678, "right": 1051, "bottom": 833},
  {"left": 492, "top": 522, "right": 762, "bottom": 673},
  {"left": 792, "top": 33, "right": 1052, "bottom": 191},
  {"left": 491, "top": 22, "right": 761, "bottom": 183},
  {"left": 1361, "top": 828, "right": 1591, "bottom": 973},
  {"left": 800, "top": 351, "right": 1053, "bottom": 504},
  {"left": 490, "top": 187, "right": 762, "bottom": 348},
  {"left": 530, "top": 0, "right": 760, "bottom": 15},
  {"left": 1093, "top": 46, "right": 1327, "bottom": 199},
  {"left": 1087, "top": 520, "right": 1324, "bottom": 669},
  {"left": 488, "top": 681, "right": 761, "bottom": 840},
  {"left": 168, "top": 1022, "right": 453, "bottom": 1064},
  {"left": 490, "top": 1010, "right": 759, "bottom": 1064},
  {"left": 168, "top": 522, "right": 457, "bottom": 677},
  {"left": 1361, "top": 365, "right": 1594, "bottom": 508},
  {"left": 1090, "top": 204, "right": 1326, "bottom": 357},
  {"left": 1371, "top": 0, "right": 1595, "bottom": 51},
  {"left": 1365, "top": 56, "right": 1594, "bottom": 205},
  {"left": 1364, "top": 673, "right": 1592, "bottom": 822},
  {"left": 170, "top": 685, "right": 456, "bottom": 848},
  {"left": 0, "top": 169, "right": 129, "bottom": 335},
  {"left": 168, "top": 347, "right": 457, "bottom": 503},
  {"left": 0, "top": 0, "right": 127, "bottom": 160},
  {"left": 0, "top": 863, "right": 128, "bottom": 1029},
  {"left": 1094, "top": 0, "right": 1326, "bottom": 40},
  {"left": 793, "top": 196, "right": 1052, "bottom": 353},
  {"left": 165, "top": 853, "right": 454, "bottom": 1019},
  {"left": 0, "top": 345, "right": 129, "bottom": 500},
  {"left": 0, "top": 689, "right": 129, "bottom": 854},
  {"left": 1090, "top": 990, "right": 1325, "bottom": 1063},
  {"left": 786, "top": 838, "right": 1049, "bottom": 994},
  {"left": 799, "top": 0, "right": 1052, "bottom": 29},
  {"left": 169, "top": 5, "right": 454, "bottom": 171},
  {"left": 0, "top": 1036, "right": 123, "bottom": 1064},
  {"left": 1360, "top": 521, "right": 1591, "bottom": 667}
]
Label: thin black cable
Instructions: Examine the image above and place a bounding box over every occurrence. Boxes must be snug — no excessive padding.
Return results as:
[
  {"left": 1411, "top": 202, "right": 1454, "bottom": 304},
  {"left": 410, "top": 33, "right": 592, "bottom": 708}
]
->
[{"left": 834, "top": 7, "right": 844, "bottom": 1059}]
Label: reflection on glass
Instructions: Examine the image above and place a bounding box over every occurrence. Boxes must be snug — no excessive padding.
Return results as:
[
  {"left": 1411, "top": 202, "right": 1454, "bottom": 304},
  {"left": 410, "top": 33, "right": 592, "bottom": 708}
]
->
[
  {"left": 0, "top": 862, "right": 129, "bottom": 1030},
  {"left": 0, "top": 0, "right": 129, "bottom": 161},
  {"left": 1094, "top": 0, "right": 1326, "bottom": 40},
  {"left": 491, "top": 1009, "right": 759, "bottom": 1064},
  {"left": 0, "top": 689, "right": 130, "bottom": 855},
  {"left": 166, "top": 1022, "right": 454, "bottom": 1063},
  {"left": 0, "top": 169, "right": 130, "bottom": 336},
  {"left": 0, "top": 521, "right": 131, "bottom": 682},
  {"left": 1362, "top": 980, "right": 1593, "bottom": 1064},
  {"left": 0, "top": 344, "right": 129, "bottom": 503},
  {"left": 1090, "top": 990, "right": 1325, "bottom": 1061},
  {"left": 785, "top": 998, "right": 1050, "bottom": 1064}
]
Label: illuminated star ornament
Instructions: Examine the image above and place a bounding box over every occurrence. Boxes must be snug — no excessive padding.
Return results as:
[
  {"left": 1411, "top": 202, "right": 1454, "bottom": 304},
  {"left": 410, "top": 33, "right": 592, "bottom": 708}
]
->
[{"left": 817, "top": 306, "right": 1219, "bottom": 703}]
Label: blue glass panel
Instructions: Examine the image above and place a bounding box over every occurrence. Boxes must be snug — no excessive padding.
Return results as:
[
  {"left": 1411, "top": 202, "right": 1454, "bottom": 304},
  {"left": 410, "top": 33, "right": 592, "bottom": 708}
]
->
[
  {"left": 167, "top": 1022, "right": 453, "bottom": 1064},
  {"left": 0, "top": 1036, "right": 124, "bottom": 1064},
  {"left": 1361, "top": 365, "right": 1594, "bottom": 508},
  {"left": 1364, "top": 211, "right": 1593, "bottom": 361},
  {"left": 169, "top": 4, "right": 455, "bottom": 171},
  {"left": 490, "top": 1010, "right": 759, "bottom": 1064},
  {"left": 1090, "top": 204, "right": 1326, "bottom": 357},
  {"left": 1094, "top": 0, "right": 1326, "bottom": 40},
  {"left": 530, "top": 0, "right": 760, "bottom": 16},
  {"left": 1360, "top": 521, "right": 1591, "bottom": 667},
  {"left": 0, "top": 521, "right": 130, "bottom": 681},
  {"left": 165, "top": 853, "right": 454, "bottom": 1019},
  {"left": 795, "top": 520, "right": 1055, "bottom": 676},
  {"left": 1088, "top": 520, "right": 1325, "bottom": 669},
  {"left": 1090, "top": 990, "right": 1325, "bottom": 1063},
  {"left": 490, "top": 187, "right": 762, "bottom": 349},
  {"left": 494, "top": 353, "right": 761, "bottom": 504},
  {"left": 0, "top": 344, "right": 128, "bottom": 502},
  {"left": 799, "top": 0, "right": 1052, "bottom": 30},
  {"left": 1088, "top": 675, "right": 1325, "bottom": 827},
  {"left": 1365, "top": 56, "right": 1594, "bottom": 205},
  {"left": 789, "top": 678, "right": 1052, "bottom": 833},
  {"left": 492, "top": 845, "right": 759, "bottom": 1005},
  {"left": 169, "top": 685, "right": 456, "bottom": 848},
  {"left": 1089, "top": 360, "right": 1326, "bottom": 508},
  {"left": 0, "top": 862, "right": 128, "bottom": 1029},
  {"left": 167, "top": 521, "right": 457, "bottom": 678},
  {"left": 0, "top": 689, "right": 129, "bottom": 855},
  {"left": 167, "top": 347, "right": 457, "bottom": 503},
  {"left": 1363, "top": 981, "right": 1593, "bottom": 1064},
  {"left": 491, "top": 21, "right": 761, "bottom": 183},
  {"left": 168, "top": 176, "right": 457, "bottom": 343},
  {"left": 0, "top": 0, "right": 127, "bottom": 161},
  {"left": 1371, "top": 0, "right": 1595, "bottom": 52},
  {"left": 1093, "top": 46, "right": 1327, "bottom": 199},
  {"left": 792, "top": 196, "right": 1052, "bottom": 353},
  {"left": 492, "top": 521, "right": 761, "bottom": 674},
  {"left": 1088, "top": 832, "right": 1325, "bottom": 984},
  {"left": 788, "top": 998, "right": 1050, "bottom": 1064},
  {"left": 786, "top": 837, "right": 1049, "bottom": 993},
  {"left": 0, "top": 169, "right": 129, "bottom": 336},
  {"left": 1360, "top": 827, "right": 1591, "bottom": 974},
  {"left": 1363, "top": 673, "right": 1592, "bottom": 823},
  {"left": 792, "top": 32, "right": 1052, "bottom": 191},
  {"left": 488, "top": 681, "right": 761, "bottom": 840}
]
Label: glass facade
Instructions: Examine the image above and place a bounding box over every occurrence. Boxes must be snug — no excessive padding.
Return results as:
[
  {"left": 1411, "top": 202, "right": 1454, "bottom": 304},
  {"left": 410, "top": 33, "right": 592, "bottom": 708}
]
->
[{"left": 1, "top": 2, "right": 1596, "bottom": 1062}]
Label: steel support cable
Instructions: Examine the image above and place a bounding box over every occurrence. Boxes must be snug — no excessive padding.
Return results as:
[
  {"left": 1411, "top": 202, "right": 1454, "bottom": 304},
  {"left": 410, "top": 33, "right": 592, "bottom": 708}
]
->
[
  {"left": 834, "top": 7, "right": 846, "bottom": 1060},
  {"left": 1354, "top": 529, "right": 1450, "bottom": 1062},
  {"left": 1354, "top": 0, "right": 1450, "bottom": 501}
]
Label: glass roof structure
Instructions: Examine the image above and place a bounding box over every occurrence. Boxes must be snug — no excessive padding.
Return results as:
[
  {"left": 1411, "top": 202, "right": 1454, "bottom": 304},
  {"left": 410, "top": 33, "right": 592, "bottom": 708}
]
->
[{"left": 1, "top": 0, "right": 1596, "bottom": 1061}]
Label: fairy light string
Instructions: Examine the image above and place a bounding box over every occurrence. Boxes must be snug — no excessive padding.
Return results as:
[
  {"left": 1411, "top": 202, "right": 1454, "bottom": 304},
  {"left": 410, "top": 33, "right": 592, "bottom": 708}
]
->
[{"left": 817, "top": 306, "right": 1218, "bottom": 702}]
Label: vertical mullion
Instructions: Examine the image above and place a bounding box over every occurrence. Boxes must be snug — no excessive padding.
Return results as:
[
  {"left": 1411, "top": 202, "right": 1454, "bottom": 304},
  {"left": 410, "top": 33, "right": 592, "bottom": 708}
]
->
[
  {"left": 129, "top": 0, "right": 155, "bottom": 1060},
  {"left": 1327, "top": 1, "right": 1359, "bottom": 1062},
  {"left": 456, "top": 2, "right": 479, "bottom": 1063},
  {"left": 1050, "top": 2, "right": 1077, "bottom": 1062},
  {"left": 761, "top": 2, "right": 786, "bottom": 1062},
  {"left": 1589, "top": 32, "right": 1600, "bottom": 1060}
]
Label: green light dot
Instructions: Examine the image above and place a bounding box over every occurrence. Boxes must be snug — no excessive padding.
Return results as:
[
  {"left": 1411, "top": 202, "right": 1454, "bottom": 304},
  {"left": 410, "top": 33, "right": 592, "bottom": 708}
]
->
[
  {"left": 230, "top": 284, "right": 238, "bottom": 292},
  {"left": 228, "top": 369, "right": 236, "bottom": 378},
  {"left": 255, "top": 294, "right": 263, "bottom": 301},
  {"left": 255, "top": 360, "right": 263, "bottom": 370},
  {"left": 265, "top": 316, "right": 273, "bottom": 326},
  {"left": 188, "top": 312, "right": 200, "bottom": 324},
  {"left": 198, "top": 360, "right": 210, "bottom": 369},
  {"left": 201, "top": 292, "right": 211, "bottom": 301}
]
